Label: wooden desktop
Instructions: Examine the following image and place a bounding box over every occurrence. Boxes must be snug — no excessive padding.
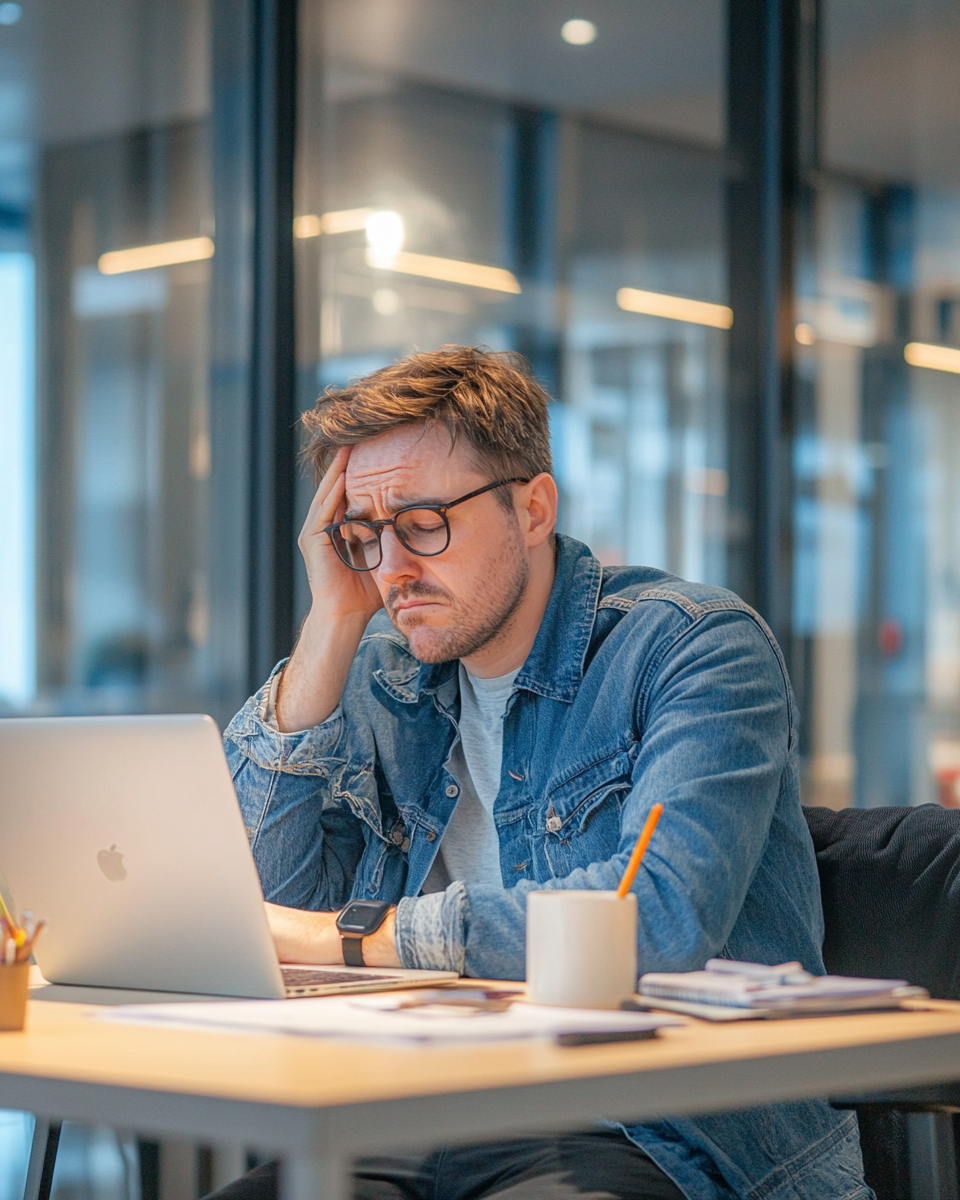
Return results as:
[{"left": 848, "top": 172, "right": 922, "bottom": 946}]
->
[{"left": 5, "top": 989, "right": 960, "bottom": 1200}]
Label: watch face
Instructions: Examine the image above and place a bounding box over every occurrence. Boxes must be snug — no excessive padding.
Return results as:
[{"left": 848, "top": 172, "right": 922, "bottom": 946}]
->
[{"left": 337, "top": 900, "right": 390, "bottom": 935}]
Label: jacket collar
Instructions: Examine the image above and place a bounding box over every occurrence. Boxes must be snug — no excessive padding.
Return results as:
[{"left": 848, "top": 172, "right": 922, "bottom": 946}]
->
[
  {"left": 513, "top": 534, "right": 601, "bottom": 702},
  {"left": 411, "top": 534, "right": 602, "bottom": 706}
]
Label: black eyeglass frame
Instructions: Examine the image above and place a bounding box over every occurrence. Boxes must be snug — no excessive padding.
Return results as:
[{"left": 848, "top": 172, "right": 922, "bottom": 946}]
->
[{"left": 323, "top": 477, "right": 531, "bottom": 572}]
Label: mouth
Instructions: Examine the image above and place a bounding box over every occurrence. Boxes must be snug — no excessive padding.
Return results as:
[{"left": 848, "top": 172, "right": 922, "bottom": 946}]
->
[
  {"left": 389, "top": 586, "right": 450, "bottom": 613},
  {"left": 392, "top": 599, "right": 443, "bottom": 614}
]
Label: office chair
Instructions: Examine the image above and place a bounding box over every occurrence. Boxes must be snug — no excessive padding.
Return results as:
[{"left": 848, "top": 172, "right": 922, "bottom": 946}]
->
[{"left": 805, "top": 803, "right": 960, "bottom": 1200}]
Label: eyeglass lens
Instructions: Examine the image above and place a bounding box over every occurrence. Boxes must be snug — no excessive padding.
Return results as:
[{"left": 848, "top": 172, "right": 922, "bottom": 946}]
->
[{"left": 333, "top": 508, "right": 451, "bottom": 569}]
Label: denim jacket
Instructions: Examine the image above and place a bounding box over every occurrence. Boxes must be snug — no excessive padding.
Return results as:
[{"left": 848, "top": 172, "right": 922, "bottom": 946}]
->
[{"left": 225, "top": 535, "right": 872, "bottom": 1200}]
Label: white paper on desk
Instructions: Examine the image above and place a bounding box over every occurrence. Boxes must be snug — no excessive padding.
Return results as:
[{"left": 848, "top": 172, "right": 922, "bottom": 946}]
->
[{"left": 98, "top": 992, "right": 681, "bottom": 1046}]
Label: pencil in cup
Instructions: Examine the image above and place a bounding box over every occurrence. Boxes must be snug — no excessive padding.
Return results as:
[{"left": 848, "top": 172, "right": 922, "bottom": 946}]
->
[
  {"left": 0, "top": 961, "right": 30, "bottom": 1032},
  {"left": 0, "top": 907, "right": 43, "bottom": 1032}
]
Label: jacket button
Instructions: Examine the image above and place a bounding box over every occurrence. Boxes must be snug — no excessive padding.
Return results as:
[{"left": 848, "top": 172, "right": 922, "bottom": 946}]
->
[
  {"left": 426, "top": 831, "right": 437, "bottom": 842},
  {"left": 401, "top": 837, "right": 411, "bottom": 852},
  {"left": 546, "top": 815, "right": 562, "bottom": 833},
  {"left": 445, "top": 784, "right": 459, "bottom": 798}
]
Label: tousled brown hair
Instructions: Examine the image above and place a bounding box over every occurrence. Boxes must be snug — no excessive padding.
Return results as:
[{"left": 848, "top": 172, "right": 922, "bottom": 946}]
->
[{"left": 301, "top": 346, "right": 554, "bottom": 494}]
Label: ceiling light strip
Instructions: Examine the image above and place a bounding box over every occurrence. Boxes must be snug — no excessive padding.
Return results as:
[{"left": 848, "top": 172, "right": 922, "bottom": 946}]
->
[
  {"left": 366, "top": 249, "right": 521, "bottom": 294},
  {"left": 617, "top": 287, "right": 733, "bottom": 329},
  {"left": 294, "top": 208, "right": 376, "bottom": 238},
  {"left": 98, "top": 236, "right": 214, "bottom": 275},
  {"left": 905, "top": 342, "right": 960, "bottom": 375}
]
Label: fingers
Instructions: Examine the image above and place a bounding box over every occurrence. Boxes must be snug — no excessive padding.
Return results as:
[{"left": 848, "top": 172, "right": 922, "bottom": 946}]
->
[{"left": 302, "top": 447, "right": 350, "bottom": 540}]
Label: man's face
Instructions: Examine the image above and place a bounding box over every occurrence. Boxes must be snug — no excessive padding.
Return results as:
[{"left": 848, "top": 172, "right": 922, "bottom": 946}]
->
[{"left": 343, "top": 425, "right": 530, "bottom": 663}]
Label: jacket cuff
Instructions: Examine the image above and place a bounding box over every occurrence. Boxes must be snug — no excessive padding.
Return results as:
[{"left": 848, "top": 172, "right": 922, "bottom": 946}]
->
[
  {"left": 394, "top": 884, "right": 468, "bottom": 974},
  {"left": 223, "top": 660, "right": 345, "bottom": 774}
]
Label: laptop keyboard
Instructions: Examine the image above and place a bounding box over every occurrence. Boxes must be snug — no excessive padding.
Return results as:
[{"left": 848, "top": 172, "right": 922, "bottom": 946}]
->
[{"left": 281, "top": 966, "right": 398, "bottom": 987}]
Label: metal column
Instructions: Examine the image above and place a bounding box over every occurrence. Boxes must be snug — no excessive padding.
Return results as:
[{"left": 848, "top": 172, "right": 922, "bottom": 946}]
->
[
  {"left": 725, "top": 0, "right": 802, "bottom": 647},
  {"left": 249, "top": 0, "right": 299, "bottom": 689}
]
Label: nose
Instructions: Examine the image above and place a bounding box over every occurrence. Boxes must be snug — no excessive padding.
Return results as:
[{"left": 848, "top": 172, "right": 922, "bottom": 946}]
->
[{"left": 376, "top": 524, "right": 422, "bottom": 585}]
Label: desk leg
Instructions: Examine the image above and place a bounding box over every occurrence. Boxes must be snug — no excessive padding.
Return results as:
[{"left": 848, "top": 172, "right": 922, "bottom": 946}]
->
[
  {"left": 907, "top": 1113, "right": 960, "bottom": 1200},
  {"left": 23, "top": 1120, "right": 61, "bottom": 1200},
  {"left": 280, "top": 1153, "right": 347, "bottom": 1200}
]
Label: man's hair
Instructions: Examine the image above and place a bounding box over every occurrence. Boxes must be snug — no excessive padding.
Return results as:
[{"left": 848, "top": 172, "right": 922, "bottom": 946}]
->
[{"left": 301, "top": 346, "right": 554, "bottom": 494}]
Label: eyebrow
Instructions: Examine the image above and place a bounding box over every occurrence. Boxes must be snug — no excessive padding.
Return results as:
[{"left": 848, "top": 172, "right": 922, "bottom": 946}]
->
[{"left": 343, "top": 495, "right": 444, "bottom": 521}]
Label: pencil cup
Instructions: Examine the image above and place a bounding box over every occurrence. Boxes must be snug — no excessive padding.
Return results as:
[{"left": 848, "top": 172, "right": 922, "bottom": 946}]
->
[
  {"left": 526, "top": 891, "right": 638, "bottom": 1009},
  {"left": 0, "top": 962, "right": 29, "bottom": 1031}
]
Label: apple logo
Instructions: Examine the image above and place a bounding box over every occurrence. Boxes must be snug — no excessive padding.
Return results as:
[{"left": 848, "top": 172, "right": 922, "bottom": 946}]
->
[{"left": 97, "top": 844, "right": 127, "bottom": 882}]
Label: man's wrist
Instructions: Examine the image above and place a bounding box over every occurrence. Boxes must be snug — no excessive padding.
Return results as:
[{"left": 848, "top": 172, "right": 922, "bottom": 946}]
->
[{"left": 355, "top": 908, "right": 400, "bottom": 967}]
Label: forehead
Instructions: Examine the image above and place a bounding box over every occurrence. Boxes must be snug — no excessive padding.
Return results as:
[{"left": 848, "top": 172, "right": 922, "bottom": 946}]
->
[{"left": 344, "top": 425, "right": 482, "bottom": 499}]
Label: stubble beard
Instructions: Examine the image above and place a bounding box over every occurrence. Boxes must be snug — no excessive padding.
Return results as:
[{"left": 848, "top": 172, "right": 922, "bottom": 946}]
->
[{"left": 386, "top": 531, "right": 530, "bottom": 664}]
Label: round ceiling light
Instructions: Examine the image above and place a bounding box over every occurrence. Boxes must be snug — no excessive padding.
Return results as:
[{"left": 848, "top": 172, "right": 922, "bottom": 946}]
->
[{"left": 561, "top": 18, "right": 597, "bottom": 45}]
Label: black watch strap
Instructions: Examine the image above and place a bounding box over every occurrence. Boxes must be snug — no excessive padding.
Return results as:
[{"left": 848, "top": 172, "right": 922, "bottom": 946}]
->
[{"left": 342, "top": 935, "right": 365, "bottom": 967}]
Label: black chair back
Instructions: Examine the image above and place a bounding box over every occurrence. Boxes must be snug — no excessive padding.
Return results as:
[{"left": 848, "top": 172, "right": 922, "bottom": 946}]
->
[
  {"left": 804, "top": 804, "right": 960, "bottom": 1200},
  {"left": 804, "top": 804, "right": 960, "bottom": 998}
]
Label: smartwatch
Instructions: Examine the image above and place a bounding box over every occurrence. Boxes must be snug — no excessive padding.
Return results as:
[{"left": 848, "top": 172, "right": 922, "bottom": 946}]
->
[{"left": 336, "top": 899, "right": 392, "bottom": 967}]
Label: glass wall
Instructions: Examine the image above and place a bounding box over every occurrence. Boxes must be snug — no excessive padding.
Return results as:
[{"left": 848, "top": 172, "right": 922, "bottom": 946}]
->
[
  {"left": 294, "top": 0, "right": 728, "bottom": 617},
  {"left": 0, "top": 0, "right": 251, "bottom": 723},
  {"left": 793, "top": 0, "right": 960, "bottom": 807}
]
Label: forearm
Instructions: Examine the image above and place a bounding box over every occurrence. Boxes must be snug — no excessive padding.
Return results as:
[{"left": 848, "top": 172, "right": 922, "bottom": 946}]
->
[
  {"left": 266, "top": 902, "right": 401, "bottom": 967},
  {"left": 276, "top": 610, "right": 370, "bottom": 731}
]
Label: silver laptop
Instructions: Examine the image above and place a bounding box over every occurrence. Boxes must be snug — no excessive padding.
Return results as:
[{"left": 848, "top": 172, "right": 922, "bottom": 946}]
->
[{"left": 0, "top": 715, "right": 457, "bottom": 999}]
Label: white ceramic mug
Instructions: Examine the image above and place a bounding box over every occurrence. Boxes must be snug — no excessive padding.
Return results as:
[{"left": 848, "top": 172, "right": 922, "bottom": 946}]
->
[{"left": 526, "top": 890, "right": 638, "bottom": 1008}]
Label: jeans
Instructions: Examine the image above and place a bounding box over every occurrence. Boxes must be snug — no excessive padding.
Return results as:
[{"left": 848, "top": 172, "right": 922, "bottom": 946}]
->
[{"left": 204, "top": 1132, "right": 686, "bottom": 1200}]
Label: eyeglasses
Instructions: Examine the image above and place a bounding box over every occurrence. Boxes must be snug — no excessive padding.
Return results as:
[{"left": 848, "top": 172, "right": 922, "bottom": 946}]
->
[{"left": 324, "top": 477, "right": 530, "bottom": 572}]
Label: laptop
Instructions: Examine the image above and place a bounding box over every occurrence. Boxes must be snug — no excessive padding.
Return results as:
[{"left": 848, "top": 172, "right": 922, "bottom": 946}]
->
[{"left": 0, "top": 714, "right": 457, "bottom": 999}]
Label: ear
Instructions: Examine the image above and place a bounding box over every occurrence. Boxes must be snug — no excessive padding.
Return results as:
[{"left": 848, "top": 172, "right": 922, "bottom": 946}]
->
[{"left": 516, "top": 473, "right": 558, "bottom": 548}]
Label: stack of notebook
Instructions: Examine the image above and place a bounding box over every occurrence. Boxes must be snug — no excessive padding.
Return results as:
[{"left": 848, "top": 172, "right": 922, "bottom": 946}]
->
[{"left": 637, "top": 959, "right": 929, "bottom": 1021}]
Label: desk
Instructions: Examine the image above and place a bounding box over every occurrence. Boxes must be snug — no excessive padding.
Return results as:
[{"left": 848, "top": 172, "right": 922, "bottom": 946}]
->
[{"left": 6, "top": 997, "right": 960, "bottom": 1200}]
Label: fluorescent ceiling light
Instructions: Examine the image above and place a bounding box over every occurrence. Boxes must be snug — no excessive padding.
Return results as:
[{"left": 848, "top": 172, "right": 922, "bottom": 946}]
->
[
  {"left": 561, "top": 18, "right": 597, "bottom": 44},
  {"left": 366, "top": 249, "right": 521, "bottom": 294},
  {"left": 795, "top": 322, "right": 816, "bottom": 345},
  {"left": 617, "top": 287, "right": 732, "bottom": 329},
  {"left": 98, "top": 236, "right": 214, "bottom": 275},
  {"left": 365, "top": 211, "right": 405, "bottom": 257},
  {"left": 904, "top": 341, "right": 960, "bottom": 375},
  {"left": 294, "top": 208, "right": 377, "bottom": 238},
  {"left": 293, "top": 215, "right": 323, "bottom": 238}
]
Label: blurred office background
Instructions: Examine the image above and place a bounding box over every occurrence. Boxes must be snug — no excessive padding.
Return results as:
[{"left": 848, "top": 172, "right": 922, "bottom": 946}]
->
[
  {"left": 5, "top": 0, "right": 960, "bottom": 801},
  {"left": 3, "top": 0, "right": 960, "bottom": 1192}
]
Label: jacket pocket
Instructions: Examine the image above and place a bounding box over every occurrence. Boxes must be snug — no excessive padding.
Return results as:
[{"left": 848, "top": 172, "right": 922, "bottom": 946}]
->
[{"left": 538, "top": 750, "right": 633, "bottom": 880}]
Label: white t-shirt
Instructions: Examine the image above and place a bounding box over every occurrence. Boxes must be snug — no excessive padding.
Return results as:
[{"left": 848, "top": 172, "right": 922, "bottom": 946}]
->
[{"left": 423, "top": 663, "right": 518, "bottom": 891}]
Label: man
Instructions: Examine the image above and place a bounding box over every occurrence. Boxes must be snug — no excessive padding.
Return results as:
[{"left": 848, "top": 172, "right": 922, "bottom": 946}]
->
[{"left": 221, "top": 346, "right": 872, "bottom": 1200}]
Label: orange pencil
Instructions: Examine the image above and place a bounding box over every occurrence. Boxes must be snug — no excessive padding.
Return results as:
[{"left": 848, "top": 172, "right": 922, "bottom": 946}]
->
[
  {"left": 0, "top": 893, "right": 24, "bottom": 947},
  {"left": 616, "top": 803, "right": 664, "bottom": 898}
]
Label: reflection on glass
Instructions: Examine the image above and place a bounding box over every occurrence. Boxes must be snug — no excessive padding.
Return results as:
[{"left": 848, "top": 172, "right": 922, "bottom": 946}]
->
[
  {"left": 0, "top": 252, "right": 34, "bottom": 706},
  {"left": 795, "top": 0, "right": 960, "bottom": 807},
  {"left": 295, "top": 0, "right": 727, "bottom": 618},
  {"left": 0, "top": 0, "right": 236, "bottom": 717}
]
